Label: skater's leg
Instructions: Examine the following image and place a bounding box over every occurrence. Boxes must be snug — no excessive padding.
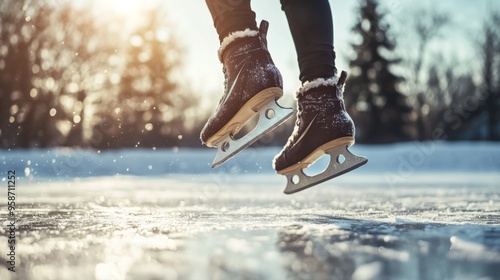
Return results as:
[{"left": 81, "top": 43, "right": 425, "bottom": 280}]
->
[
  {"left": 274, "top": 0, "right": 366, "bottom": 192},
  {"left": 205, "top": 0, "right": 257, "bottom": 42},
  {"left": 281, "top": 0, "right": 337, "bottom": 82},
  {"left": 202, "top": 2, "right": 292, "bottom": 167}
]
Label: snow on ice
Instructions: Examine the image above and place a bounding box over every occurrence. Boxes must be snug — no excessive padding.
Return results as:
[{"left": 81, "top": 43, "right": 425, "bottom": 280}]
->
[{"left": 1, "top": 141, "right": 499, "bottom": 179}]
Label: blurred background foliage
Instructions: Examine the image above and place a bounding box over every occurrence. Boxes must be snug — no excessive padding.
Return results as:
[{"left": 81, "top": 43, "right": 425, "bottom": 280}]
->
[
  {"left": 0, "top": 0, "right": 203, "bottom": 148},
  {"left": 345, "top": 0, "right": 500, "bottom": 143},
  {"left": 0, "top": 0, "right": 499, "bottom": 149}
]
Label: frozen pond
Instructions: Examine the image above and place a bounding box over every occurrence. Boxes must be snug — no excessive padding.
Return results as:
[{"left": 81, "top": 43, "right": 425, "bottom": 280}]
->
[
  {"left": 1, "top": 173, "right": 499, "bottom": 280},
  {"left": 1, "top": 143, "right": 500, "bottom": 279}
]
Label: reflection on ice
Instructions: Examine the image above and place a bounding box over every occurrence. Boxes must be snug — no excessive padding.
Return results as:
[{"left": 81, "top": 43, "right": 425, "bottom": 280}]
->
[
  {"left": 278, "top": 219, "right": 500, "bottom": 280},
  {"left": 0, "top": 174, "right": 499, "bottom": 279}
]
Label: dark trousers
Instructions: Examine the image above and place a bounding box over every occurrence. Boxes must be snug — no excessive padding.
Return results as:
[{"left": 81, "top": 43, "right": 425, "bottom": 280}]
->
[{"left": 206, "top": 0, "right": 336, "bottom": 83}]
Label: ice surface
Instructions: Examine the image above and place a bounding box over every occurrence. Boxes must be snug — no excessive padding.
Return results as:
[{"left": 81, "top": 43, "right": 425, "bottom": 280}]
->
[{"left": 0, "top": 142, "right": 499, "bottom": 279}]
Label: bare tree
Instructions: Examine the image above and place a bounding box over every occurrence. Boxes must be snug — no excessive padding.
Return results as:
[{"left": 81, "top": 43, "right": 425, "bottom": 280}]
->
[
  {"left": 0, "top": 0, "right": 55, "bottom": 147},
  {"left": 480, "top": 11, "right": 500, "bottom": 140},
  {"left": 91, "top": 7, "right": 194, "bottom": 148},
  {"left": 407, "top": 9, "right": 449, "bottom": 140},
  {"left": 412, "top": 11, "right": 449, "bottom": 86},
  {"left": 0, "top": 0, "right": 121, "bottom": 148}
]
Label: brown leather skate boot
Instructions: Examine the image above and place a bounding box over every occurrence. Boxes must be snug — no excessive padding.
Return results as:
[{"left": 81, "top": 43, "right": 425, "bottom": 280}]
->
[
  {"left": 274, "top": 71, "right": 367, "bottom": 194},
  {"left": 201, "top": 21, "right": 293, "bottom": 168}
]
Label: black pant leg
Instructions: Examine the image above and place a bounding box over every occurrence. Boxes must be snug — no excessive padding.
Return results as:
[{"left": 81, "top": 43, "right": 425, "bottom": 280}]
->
[
  {"left": 281, "top": 0, "right": 337, "bottom": 83},
  {"left": 206, "top": 0, "right": 258, "bottom": 42}
]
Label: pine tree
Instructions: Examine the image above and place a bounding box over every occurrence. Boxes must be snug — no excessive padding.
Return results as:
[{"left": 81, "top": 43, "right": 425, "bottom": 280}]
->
[{"left": 345, "top": 0, "right": 414, "bottom": 143}]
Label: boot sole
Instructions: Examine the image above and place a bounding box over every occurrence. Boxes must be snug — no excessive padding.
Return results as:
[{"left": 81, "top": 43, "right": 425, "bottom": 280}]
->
[
  {"left": 277, "top": 136, "right": 355, "bottom": 175},
  {"left": 206, "top": 87, "right": 283, "bottom": 147}
]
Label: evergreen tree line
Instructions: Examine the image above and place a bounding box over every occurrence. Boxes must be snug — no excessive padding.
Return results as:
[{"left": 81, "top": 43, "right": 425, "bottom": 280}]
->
[
  {"left": 1, "top": 0, "right": 499, "bottom": 149},
  {"left": 345, "top": 0, "right": 500, "bottom": 143}
]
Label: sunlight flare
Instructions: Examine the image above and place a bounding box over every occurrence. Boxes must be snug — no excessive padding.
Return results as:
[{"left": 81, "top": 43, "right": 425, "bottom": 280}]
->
[{"left": 111, "top": 0, "right": 142, "bottom": 15}]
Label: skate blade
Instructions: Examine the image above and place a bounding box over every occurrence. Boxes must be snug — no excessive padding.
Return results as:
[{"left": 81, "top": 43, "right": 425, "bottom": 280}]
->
[
  {"left": 282, "top": 144, "right": 367, "bottom": 194},
  {"left": 211, "top": 100, "right": 294, "bottom": 168}
]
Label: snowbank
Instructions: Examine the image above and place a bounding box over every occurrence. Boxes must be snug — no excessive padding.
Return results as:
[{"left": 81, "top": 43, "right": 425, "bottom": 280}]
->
[{"left": 0, "top": 142, "right": 499, "bottom": 180}]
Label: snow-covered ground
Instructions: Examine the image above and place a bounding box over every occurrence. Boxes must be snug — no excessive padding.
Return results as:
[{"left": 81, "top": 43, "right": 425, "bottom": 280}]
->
[
  {"left": 1, "top": 142, "right": 499, "bottom": 280},
  {"left": 2, "top": 141, "right": 500, "bottom": 178}
]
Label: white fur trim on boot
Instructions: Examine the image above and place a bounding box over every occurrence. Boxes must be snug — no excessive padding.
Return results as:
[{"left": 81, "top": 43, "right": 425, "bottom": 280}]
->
[
  {"left": 218, "top": 29, "right": 259, "bottom": 61},
  {"left": 296, "top": 75, "right": 341, "bottom": 97}
]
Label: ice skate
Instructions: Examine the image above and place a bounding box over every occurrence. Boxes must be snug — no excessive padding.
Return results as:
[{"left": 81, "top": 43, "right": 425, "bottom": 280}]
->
[
  {"left": 273, "top": 71, "right": 367, "bottom": 194},
  {"left": 201, "top": 20, "right": 293, "bottom": 168}
]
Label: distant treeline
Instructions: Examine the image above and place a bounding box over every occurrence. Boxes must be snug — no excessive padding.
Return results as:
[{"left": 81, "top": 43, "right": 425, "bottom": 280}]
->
[
  {"left": 0, "top": 0, "right": 499, "bottom": 149},
  {"left": 344, "top": 0, "right": 500, "bottom": 143}
]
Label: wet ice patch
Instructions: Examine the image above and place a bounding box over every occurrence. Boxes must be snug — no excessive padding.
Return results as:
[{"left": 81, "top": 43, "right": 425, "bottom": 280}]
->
[
  {"left": 185, "top": 229, "right": 286, "bottom": 279},
  {"left": 352, "top": 262, "right": 384, "bottom": 280}
]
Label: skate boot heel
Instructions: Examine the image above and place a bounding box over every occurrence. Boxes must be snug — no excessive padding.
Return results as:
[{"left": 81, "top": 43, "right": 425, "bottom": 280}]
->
[
  {"left": 277, "top": 136, "right": 355, "bottom": 174},
  {"left": 250, "top": 87, "right": 283, "bottom": 111},
  {"left": 211, "top": 91, "right": 294, "bottom": 168},
  {"left": 206, "top": 87, "right": 285, "bottom": 147}
]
